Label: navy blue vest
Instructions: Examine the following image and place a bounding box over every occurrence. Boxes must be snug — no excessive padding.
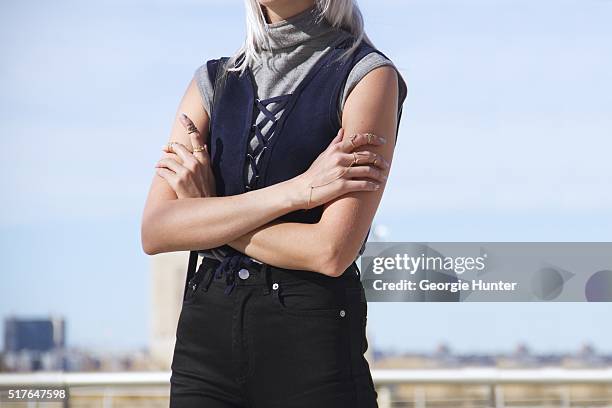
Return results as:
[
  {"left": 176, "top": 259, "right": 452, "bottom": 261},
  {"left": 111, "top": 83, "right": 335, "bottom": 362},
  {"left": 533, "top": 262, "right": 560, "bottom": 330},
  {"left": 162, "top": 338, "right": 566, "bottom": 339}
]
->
[
  {"left": 184, "top": 37, "right": 390, "bottom": 298},
  {"left": 209, "top": 37, "right": 387, "bottom": 220}
]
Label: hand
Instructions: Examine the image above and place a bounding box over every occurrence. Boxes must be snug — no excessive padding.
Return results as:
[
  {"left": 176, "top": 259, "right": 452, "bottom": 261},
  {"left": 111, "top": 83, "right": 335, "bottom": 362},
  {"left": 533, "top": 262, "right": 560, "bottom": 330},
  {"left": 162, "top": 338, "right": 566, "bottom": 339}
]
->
[
  {"left": 155, "top": 113, "right": 216, "bottom": 199},
  {"left": 293, "top": 128, "right": 390, "bottom": 209}
]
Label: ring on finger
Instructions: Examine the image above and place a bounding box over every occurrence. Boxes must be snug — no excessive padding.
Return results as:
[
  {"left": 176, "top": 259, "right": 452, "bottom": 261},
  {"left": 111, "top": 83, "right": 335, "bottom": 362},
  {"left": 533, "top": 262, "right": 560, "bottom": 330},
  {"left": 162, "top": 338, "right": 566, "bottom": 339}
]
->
[
  {"left": 365, "top": 132, "right": 375, "bottom": 144},
  {"left": 193, "top": 145, "right": 205, "bottom": 153},
  {"left": 352, "top": 152, "right": 359, "bottom": 165}
]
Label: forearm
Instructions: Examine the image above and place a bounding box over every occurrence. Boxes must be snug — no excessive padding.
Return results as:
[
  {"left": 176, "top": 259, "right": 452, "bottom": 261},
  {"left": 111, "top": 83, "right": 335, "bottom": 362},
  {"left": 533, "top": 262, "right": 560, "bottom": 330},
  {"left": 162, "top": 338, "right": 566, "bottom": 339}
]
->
[
  {"left": 227, "top": 217, "right": 361, "bottom": 276},
  {"left": 227, "top": 221, "right": 331, "bottom": 273},
  {"left": 142, "top": 178, "right": 302, "bottom": 254}
]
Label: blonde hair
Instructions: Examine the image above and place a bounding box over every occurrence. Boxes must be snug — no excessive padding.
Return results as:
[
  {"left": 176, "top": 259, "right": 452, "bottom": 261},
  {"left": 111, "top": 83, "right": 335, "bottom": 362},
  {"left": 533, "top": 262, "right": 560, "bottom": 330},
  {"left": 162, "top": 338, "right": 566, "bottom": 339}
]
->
[{"left": 227, "top": 0, "right": 373, "bottom": 74}]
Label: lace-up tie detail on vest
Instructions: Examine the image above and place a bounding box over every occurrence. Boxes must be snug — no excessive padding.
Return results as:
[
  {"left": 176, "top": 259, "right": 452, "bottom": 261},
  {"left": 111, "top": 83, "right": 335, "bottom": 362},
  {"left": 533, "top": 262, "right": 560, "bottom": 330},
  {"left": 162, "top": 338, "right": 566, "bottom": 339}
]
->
[{"left": 245, "top": 94, "right": 292, "bottom": 190}]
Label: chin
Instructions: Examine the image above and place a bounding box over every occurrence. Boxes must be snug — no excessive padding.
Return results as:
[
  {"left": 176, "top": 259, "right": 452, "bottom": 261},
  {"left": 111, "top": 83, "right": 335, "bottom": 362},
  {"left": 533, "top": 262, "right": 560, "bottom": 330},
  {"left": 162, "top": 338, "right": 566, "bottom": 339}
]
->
[{"left": 258, "top": 0, "right": 295, "bottom": 7}]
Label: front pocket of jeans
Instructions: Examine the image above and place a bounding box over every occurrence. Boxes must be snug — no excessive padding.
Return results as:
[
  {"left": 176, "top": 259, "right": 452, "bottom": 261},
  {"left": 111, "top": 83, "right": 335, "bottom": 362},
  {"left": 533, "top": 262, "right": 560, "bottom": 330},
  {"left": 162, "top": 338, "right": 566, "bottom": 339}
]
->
[
  {"left": 273, "top": 281, "right": 345, "bottom": 318},
  {"left": 280, "top": 304, "right": 343, "bottom": 318}
]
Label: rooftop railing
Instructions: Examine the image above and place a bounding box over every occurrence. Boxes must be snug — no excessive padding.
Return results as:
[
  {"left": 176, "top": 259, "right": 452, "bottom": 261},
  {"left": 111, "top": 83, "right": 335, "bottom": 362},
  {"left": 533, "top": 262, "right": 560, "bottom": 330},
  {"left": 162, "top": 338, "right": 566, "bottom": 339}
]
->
[{"left": 1, "top": 368, "right": 612, "bottom": 407}]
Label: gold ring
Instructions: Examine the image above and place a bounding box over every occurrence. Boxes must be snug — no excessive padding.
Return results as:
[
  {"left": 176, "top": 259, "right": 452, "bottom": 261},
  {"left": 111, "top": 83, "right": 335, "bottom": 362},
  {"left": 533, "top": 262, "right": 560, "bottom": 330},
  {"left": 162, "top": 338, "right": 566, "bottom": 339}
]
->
[
  {"left": 373, "top": 158, "right": 378, "bottom": 166},
  {"left": 193, "top": 146, "right": 205, "bottom": 153},
  {"left": 353, "top": 152, "right": 359, "bottom": 165},
  {"left": 365, "top": 133, "right": 374, "bottom": 144}
]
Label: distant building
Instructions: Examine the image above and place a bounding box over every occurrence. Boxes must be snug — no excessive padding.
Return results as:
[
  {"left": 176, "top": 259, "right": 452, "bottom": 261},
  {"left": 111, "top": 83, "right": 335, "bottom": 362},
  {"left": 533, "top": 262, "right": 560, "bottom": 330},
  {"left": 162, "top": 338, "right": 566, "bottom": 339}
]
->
[
  {"left": 3, "top": 316, "right": 66, "bottom": 371},
  {"left": 4, "top": 316, "right": 65, "bottom": 352},
  {"left": 149, "top": 251, "right": 190, "bottom": 370}
]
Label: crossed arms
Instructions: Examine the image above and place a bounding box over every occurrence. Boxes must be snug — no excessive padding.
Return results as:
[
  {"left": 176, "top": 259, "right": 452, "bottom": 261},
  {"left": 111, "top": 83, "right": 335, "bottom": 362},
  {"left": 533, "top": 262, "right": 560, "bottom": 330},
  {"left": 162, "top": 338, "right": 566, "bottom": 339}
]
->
[{"left": 141, "top": 65, "right": 401, "bottom": 277}]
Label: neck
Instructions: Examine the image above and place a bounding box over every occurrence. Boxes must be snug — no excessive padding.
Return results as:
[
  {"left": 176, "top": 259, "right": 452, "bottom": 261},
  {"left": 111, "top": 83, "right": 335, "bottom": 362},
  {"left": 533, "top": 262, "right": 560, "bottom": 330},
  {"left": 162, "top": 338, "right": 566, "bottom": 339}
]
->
[{"left": 262, "top": 0, "right": 316, "bottom": 24}]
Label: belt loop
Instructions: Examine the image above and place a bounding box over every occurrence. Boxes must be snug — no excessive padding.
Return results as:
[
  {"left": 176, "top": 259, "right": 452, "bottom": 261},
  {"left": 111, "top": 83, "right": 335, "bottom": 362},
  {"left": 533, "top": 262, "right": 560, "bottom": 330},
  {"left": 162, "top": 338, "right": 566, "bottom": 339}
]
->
[
  {"left": 353, "top": 262, "right": 361, "bottom": 279},
  {"left": 261, "top": 264, "right": 271, "bottom": 295},
  {"left": 201, "top": 260, "right": 216, "bottom": 292}
]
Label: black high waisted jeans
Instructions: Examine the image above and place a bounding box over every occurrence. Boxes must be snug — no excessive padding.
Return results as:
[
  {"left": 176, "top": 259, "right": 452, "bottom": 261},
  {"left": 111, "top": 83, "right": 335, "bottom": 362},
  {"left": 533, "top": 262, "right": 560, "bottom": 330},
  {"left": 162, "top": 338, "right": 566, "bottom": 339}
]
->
[{"left": 169, "top": 256, "right": 378, "bottom": 408}]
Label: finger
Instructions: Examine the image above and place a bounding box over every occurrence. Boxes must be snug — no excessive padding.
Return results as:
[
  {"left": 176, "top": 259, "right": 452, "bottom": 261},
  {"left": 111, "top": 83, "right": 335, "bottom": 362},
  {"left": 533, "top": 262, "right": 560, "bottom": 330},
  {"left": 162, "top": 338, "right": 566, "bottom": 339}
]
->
[
  {"left": 156, "top": 167, "right": 179, "bottom": 187},
  {"left": 162, "top": 141, "right": 187, "bottom": 156},
  {"left": 160, "top": 151, "right": 182, "bottom": 163},
  {"left": 180, "top": 112, "right": 207, "bottom": 164},
  {"left": 341, "top": 151, "right": 390, "bottom": 170},
  {"left": 331, "top": 127, "right": 344, "bottom": 145},
  {"left": 345, "top": 165, "right": 387, "bottom": 183},
  {"left": 195, "top": 144, "right": 210, "bottom": 166},
  {"left": 179, "top": 112, "right": 199, "bottom": 137},
  {"left": 339, "top": 132, "right": 386, "bottom": 153},
  {"left": 167, "top": 142, "right": 199, "bottom": 172},
  {"left": 160, "top": 150, "right": 194, "bottom": 166},
  {"left": 156, "top": 157, "right": 187, "bottom": 176},
  {"left": 325, "top": 128, "right": 344, "bottom": 155},
  {"left": 343, "top": 179, "right": 381, "bottom": 192},
  {"left": 355, "top": 151, "right": 390, "bottom": 170}
]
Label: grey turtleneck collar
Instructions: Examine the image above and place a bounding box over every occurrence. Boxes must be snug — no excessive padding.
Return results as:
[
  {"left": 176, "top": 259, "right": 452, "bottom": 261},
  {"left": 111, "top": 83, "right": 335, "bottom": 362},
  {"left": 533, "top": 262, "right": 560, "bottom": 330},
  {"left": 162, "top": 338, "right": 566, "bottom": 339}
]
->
[
  {"left": 261, "top": 5, "right": 340, "bottom": 51},
  {"left": 244, "top": 4, "right": 353, "bottom": 100}
]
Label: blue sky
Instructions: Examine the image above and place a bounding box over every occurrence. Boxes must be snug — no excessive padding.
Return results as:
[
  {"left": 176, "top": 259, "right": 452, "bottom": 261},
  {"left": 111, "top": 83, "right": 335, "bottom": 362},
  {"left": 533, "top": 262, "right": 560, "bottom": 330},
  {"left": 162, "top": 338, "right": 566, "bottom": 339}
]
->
[{"left": 1, "top": 0, "right": 611, "bottom": 354}]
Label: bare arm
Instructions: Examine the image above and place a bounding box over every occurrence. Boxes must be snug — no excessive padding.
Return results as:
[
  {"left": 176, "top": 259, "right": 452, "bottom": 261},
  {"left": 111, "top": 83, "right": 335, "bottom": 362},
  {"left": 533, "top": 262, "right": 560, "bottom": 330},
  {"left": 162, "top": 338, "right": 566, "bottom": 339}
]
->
[
  {"left": 227, "top": 66, "right": 401, "bottom": 276},
  {"left": 141, "top": 78, "right": 306, "bottom": 254},
  {"left": 140, "top": 75, "right": 385, "bottom": 255}
]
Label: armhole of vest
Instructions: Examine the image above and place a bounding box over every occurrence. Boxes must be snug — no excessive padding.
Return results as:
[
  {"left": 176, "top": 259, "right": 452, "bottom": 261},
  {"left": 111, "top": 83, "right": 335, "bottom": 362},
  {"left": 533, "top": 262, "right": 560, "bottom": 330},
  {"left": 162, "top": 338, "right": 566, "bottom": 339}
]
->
[
  {"left": 206, "top": 58, "right": 221, "bottom": 86},
  {"left": 328, "top": 43, "right": 385, "bottom": 131},
  {"left": 206, "top": 57, "right": 229, "bottom": 130},
  {"left": 205, "top": 57, "right": 231, "bottom": 95}
]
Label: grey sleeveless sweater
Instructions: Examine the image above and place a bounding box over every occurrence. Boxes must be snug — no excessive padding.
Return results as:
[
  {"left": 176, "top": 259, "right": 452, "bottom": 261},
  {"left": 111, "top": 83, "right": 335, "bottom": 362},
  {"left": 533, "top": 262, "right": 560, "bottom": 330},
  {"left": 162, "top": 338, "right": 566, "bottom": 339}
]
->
[{"left": 193, "top": 6, "right": 407, "bottom": 262}]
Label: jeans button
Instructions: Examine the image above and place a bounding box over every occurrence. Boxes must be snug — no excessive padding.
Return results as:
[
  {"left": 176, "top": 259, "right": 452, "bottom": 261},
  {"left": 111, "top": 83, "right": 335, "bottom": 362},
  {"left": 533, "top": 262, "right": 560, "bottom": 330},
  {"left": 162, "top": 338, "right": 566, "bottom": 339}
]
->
[
  {"left": 339, "top": 309, "right": 346, "bottom": 318},
  {"left": 238, "top": 268, "right": 250, "bottom": 280},
  {"left": 272, "top": 282, "right": 279, "bottom": 290}
]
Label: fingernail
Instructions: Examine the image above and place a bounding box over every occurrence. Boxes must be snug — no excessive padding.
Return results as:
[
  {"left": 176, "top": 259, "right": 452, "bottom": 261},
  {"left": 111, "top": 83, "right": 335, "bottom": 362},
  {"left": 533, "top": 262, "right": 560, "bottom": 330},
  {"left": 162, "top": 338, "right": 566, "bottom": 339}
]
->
[{"left": 379, "top": 137, "right": 387, "bottom": 144}]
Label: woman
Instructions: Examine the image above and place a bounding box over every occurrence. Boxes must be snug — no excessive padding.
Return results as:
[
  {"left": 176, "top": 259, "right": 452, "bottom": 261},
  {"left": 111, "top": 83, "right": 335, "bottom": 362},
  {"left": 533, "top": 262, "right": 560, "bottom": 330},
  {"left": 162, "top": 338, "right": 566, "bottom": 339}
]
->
[{"left": 141, "top": 0, "right": 407, "bottom": 406}]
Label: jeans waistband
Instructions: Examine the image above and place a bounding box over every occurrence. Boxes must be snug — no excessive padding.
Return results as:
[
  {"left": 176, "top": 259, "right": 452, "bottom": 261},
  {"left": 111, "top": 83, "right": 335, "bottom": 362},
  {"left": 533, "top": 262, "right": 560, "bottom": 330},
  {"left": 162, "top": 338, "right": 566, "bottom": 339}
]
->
[{"left": 195, "top": 254, "right": 361, "bottom": 296}]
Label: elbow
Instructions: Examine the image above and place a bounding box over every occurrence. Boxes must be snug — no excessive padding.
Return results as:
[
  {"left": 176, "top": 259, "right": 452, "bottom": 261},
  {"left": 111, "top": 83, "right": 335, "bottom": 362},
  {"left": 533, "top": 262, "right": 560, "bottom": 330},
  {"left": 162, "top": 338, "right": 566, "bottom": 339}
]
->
[
  {"left": 141, "top": 234, "right": 159, "bottom": 256},
  {"left": 141, "top": 209, "right": 166, "bottom": 255},
  {"left": 141, "top": 223, "right": 159, "bottom": 255},
  {"left": 318, "top": 241, "right": 358, "bottom": 278}
]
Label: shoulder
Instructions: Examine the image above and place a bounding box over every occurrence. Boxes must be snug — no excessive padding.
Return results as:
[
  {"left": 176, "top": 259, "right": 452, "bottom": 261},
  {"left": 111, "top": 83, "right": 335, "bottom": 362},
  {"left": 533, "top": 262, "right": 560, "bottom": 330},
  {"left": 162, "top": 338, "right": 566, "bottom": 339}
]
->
[
  {"left": 193, "top": 57, "right": 230, "bottom": 117},
  {"left": 339, "top": 45, "right": 408, "bottom": 118},
  {"left": 348, "top": 52, "right": 398, "bottom": 90}
]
